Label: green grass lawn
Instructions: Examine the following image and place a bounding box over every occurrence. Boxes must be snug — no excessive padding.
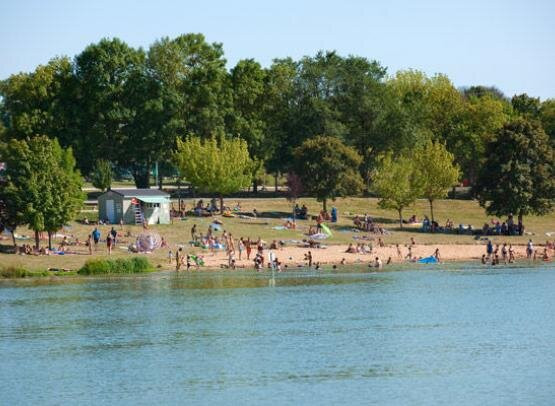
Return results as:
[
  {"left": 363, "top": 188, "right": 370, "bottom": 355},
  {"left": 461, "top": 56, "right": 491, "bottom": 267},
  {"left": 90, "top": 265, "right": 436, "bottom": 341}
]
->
[{"left": 2, "top": 197, "right": 554, "bottom": 273}]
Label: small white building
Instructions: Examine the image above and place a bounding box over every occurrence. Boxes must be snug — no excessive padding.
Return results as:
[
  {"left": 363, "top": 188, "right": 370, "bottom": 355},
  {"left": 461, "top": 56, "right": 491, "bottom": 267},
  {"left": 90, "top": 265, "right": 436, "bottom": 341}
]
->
[{"left": 97, "top": 189, "right": 171, "bottom": 225}]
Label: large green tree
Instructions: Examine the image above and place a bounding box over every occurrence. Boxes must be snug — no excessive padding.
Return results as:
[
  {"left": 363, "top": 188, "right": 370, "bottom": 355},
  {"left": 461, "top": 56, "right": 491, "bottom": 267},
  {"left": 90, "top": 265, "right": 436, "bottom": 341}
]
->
[
  {"left": 474, "top": 119, "right": 554, "bottom": 224},
  {"left": 0, "top": 57, "right": 76, "bottom": 146},
  {"left": 293, "top": 136, "right": 364, "bottom": 211},
  {"left": 540, "top": 99, "right": 555, "bottom": 143},
  {"left": 413, "top": 140, "right": 460, "bottom": 222},
  {"left": 229, "top": 59, "right": 269, "bottom": 191},
  {"left": 0, "top": 136, "right": 83, "bottom": 248},
  {"left": 148, "top": 34, "right": 232, "bottom": 138},
  {"left": 372, "top": 152, "right": 422, "bottom": 228},
  {"left": 173, "top": 135, "right": 252, "bottom": 212},
  {"left": 74, "top": 38, "right": 145, "bottom": 175}
]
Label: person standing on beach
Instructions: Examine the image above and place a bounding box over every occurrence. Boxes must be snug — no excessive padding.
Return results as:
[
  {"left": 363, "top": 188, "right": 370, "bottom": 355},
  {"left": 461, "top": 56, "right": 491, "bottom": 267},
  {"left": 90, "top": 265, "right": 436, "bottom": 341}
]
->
[
  {"left": 405, "top": 245, "right": 412, "bottom": 261},
  {"left": 92, "top": 227, "right": 100, "bottom": 251},
  {"left": 106, "top": 233, "right": 113, "bottom": 255},
  {"left": 306, "top": 251, "right": 313, "bottom": 268},
  {"left": 238, "top": 238, "right": 245, "bottom": 260},
  {"left": 175, "top": 248, "right": 183, "bottom": 271},
  {"left": 87, "top": 235, "right": 92, "bottom": 255},
  {"left": 191, "top": 224, "right": 197, "bottom": 242},
  {"left": 246, "top": 238, "right": 252, "bottom": 260},
  {"left": 527, "top": 240, "right": 534, "bottom": 259},
  {"left": 110, "top": 227, "right": 117, "bottom": 244},
  {"left": 486, "top": 240, "right": 493, "bottom": 259}
]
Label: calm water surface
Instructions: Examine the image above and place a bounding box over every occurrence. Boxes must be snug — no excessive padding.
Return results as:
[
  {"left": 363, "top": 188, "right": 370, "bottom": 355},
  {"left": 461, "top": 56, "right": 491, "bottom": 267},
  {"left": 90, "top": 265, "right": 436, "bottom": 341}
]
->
[{"left": 1, "top": 264, "right": 554, "bottom": 405}]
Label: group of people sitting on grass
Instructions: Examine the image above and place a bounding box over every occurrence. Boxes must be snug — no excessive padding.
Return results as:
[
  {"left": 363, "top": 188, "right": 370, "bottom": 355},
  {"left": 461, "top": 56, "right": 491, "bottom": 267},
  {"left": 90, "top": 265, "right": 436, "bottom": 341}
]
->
[
  {"left": 353, "top": 214, "right": 387, "bottom": 234},
  {"left": 294, "top": 204, "right": 309, "bottom": 220},
  {"left": 482, "top": 214, "right": 525, "bottom": 236}
]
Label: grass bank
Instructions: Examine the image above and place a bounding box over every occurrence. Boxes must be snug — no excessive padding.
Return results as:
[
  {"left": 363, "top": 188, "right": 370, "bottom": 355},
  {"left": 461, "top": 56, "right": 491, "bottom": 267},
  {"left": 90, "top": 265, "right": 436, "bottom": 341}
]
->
[
  {"left": 1, "top": 197, "right": 554, "bottom": 273},
  {"left": 1, "top": 257, "right": 154, "bottom": 278}
]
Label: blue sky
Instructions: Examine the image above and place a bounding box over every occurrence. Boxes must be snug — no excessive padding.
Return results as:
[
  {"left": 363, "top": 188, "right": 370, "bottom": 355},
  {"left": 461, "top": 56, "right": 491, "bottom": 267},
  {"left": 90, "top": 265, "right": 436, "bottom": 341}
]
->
[{"left": 1, "top": 0, "right": 554, "bottom": 99}]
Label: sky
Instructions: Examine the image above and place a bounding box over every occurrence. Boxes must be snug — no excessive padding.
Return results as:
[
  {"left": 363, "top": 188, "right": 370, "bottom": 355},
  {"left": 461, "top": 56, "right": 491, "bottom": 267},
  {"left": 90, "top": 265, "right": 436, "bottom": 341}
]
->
[{"left": 1, "top": 0, "right": 554, "bottom": 99}]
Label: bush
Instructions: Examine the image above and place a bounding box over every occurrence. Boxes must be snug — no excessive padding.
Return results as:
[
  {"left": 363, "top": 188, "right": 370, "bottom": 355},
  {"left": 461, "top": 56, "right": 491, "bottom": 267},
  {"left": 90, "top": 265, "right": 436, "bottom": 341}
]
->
[
  {"left": 77, "top": 257, "right": 153, "bottom": 275},
  {"left": 1, "top": 266, "right": 30, "bottom": 278}
]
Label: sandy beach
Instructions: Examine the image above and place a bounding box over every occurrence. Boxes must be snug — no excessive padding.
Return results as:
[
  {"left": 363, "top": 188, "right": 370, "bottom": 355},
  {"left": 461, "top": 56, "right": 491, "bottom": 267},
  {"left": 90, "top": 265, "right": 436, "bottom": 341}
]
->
[{"left": 198, "top": 243, "right": 544, "bottom": 269}]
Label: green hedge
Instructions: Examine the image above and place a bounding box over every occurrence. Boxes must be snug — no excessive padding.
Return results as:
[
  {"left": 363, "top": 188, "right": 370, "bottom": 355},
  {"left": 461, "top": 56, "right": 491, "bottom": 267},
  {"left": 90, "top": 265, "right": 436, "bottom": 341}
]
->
[{"left": 78, "top": 257, "right": 153, "bottom": 275}]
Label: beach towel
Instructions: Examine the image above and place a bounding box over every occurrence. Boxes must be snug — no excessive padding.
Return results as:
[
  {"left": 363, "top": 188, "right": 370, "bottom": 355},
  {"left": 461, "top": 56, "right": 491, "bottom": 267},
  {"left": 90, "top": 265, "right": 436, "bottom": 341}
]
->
[{"left": 321, "top": 224, "right": 333, "bottom": 236}]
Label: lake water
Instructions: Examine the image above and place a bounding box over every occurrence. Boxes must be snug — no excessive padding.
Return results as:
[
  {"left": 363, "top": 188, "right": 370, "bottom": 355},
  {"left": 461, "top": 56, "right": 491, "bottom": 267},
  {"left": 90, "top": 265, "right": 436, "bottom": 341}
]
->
[{"left": 1, "top": 264, "right": 554, "bottom": 405}]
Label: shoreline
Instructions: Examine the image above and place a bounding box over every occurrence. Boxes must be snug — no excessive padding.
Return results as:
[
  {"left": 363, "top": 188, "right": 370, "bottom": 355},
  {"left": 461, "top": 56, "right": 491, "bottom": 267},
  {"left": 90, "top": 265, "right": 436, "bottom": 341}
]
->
[
  {"left": 2, "top": 243, "right": 552, "bottom": 279},
  {"left": 196, "top": 243, "right": 544, "bottom": 269}
]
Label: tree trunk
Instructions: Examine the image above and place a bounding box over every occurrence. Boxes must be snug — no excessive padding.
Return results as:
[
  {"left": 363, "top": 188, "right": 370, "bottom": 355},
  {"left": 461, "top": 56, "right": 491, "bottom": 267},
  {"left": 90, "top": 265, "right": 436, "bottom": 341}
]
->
[
  {"left": 323, "top": 198, "right": 327, "bottom": 212},
  {"left": 398, "top": 209, "right": 403, "bottom": 229},
  {"left": 48, "top": 231, "right": 52, "bottom": 250},
  {"left": 429, "top": 199, "right": 435, "bottom": 224},
  {"left": 11, "top": 228, "right": 17, "bottom": 249},
  {"left": 34, "top": 230, "right": 40, "bottom": 249},
  {"left": 274, "top": 173, "right": 278, "bottom": 192},
  {"left": 220, "top": 195, "right": 224, "bottom": 214},
  {"left": 253, "top": 179, "right": 258, "bottom": 194},
  {"left": 133, "top": 168, "right": 150, "bottom": 189},
  {"left": 177, "top": 180, "right": 181, "bottom": 213}
]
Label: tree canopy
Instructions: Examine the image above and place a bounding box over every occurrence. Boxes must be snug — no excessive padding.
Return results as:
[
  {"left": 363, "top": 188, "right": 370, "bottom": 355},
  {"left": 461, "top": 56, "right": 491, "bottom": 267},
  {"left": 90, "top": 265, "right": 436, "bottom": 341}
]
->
[
  {"left": 474, "top": 119, "right": 554, "bottom": 221},
  {"left": 0, "top": 32, "right": 552, "bottom": 214},
  {"left": 293, "top": 136, "right": 364, "bottom": 210},
  {"left": 413, "top": 140, "right": 460, "bottom": 222},
  {"left": 0, "top": 136, "right": 84, "bottom": 248},
  {"left": 372, "top": 152, "right": 421, "bottom": 228},
  {"left": 173, "top": 135, "right": 252, "bottom": 211}
]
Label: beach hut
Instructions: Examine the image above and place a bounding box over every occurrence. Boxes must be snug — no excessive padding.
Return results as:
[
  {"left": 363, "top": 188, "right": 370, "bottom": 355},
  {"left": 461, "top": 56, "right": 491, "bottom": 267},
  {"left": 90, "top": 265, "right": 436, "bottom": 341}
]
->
[{"left": 97, "top": 189, "right": 171, "bottom": 225}]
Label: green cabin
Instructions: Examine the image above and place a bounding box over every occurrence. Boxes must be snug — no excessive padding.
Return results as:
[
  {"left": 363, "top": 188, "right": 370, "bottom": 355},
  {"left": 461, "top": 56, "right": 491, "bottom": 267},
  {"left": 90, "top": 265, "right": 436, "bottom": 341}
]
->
[{"left": 97, "top": 189, "right": 171, "bottom": 225}]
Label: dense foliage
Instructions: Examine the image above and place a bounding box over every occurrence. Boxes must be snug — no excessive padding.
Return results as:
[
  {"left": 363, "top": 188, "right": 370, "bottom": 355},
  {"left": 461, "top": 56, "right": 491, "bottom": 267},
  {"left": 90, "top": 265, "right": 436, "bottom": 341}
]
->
[
  {"left": 78, "top": 257, "right": 153, "bottom": 275},
  {"left": 293, "top": 136, "right": 364, "bottom": 210},
  {"left": 90, "top": 159, "right": 113, "bottom": 192},
  {"left": 173, "top": 135, "right": 253, "bottom": 211},
  {"left": 0, "top": 33, "right": 553, "bottom": 220},
  {"left": 474, "top": 119, "right": 555, "bottom": 222},
  {"left": 0, "top": 136, "right": 84, "bottom": 248},
  {"left": 371, "top": 153, "right": 422, "bottom": 228}
]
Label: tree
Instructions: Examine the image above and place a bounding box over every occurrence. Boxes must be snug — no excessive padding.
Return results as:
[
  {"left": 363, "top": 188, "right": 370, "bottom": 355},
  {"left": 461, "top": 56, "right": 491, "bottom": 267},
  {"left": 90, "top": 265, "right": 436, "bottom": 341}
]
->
[
  {"left": 293, "top": 136, "right": 364, "bottom": 211},
  {"left": 148, "top": 34, "right": 232, "bottom": 138},
  {"left": 511, "top": 93, "right": 541, "bottom": 118},
  {"left": 462, "top": 85, "right": 507, "bottom": 101},
  {"left": 540, "top": 99, "right": 555, "bottom": 143},
  {"left": 413, "top": 140, "right": 460, "bottom": 223},
  {"left": 43, "top": 142, "right": 84, "bottom": 248},
  {"left": 372, "top": 153, "right": 421, "bottom": 228},
  {"left": 0, "top": 136, "right": 84, "bottom": 249},
  {"left": 74, "top": 38, "right": 145, "bottom": 176},
  {"left": 91, "top": 159, "right": 113, "bottom": 191},
  {"left": 0, "top": 57, "right": 75, "bottom": 144},
  {"left": 229, "top": 59, "right": 269, "bottom": 192},
  {"left": 173, "top": 135, "right": 252, "bottom": 212},
  {"left": 452, "top": 94, "right": 509, "bottom": 184},
  {"left": 474, "top": 119, "right": 554, "bottom": 224}
]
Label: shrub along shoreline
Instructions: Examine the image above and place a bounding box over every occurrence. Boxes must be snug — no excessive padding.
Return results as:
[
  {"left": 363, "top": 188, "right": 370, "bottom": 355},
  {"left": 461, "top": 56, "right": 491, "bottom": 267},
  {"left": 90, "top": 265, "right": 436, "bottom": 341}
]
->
[{"left": 1, "top": 257, "right": 154, "bottom": 279}]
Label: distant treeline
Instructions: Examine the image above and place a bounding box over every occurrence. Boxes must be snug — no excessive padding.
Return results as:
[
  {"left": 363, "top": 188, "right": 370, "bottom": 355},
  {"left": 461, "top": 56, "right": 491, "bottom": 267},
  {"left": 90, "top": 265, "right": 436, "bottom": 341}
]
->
[{"left": 0, "top": 33, "right": 554, "bottom": 188}]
